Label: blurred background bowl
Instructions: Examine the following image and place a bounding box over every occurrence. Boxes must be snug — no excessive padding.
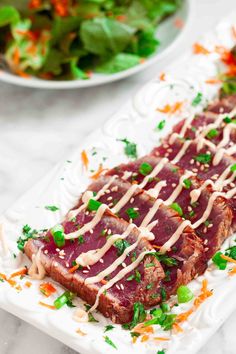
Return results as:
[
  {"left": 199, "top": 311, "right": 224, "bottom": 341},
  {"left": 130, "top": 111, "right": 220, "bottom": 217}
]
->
[{"left": 0, "top": 0, "right": 193, "bottom": 89}]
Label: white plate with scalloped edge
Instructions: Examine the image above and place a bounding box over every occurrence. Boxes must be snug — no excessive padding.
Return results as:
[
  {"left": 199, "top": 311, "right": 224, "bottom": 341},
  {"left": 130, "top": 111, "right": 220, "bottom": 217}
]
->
[{"left": 0, "top": 11, "right": 236, "bottom": 354}]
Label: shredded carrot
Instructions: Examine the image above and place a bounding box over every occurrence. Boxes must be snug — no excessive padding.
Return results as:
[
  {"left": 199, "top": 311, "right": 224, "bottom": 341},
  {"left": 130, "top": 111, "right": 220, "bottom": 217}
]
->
[
  {"left": 10, "top": 268, "right": 27, "bottom": 279},
  {"left": 15, "top": 70, "right": 31, "bottom": 79},
  {"left": 90, "top": 164, "right": 108, "bottom": 180},
  {"left": 12, "top": 47, "right": 20, "bottom": 67},
  {"left": 133, "top": 324, "right": 154, "bottom": 334},
  {"left": 175, "top": 279, "right": 212, "bottom": 328},
  {"left": 141, "top": 334, "right": 149, "bottom": 342},
  {"left": 7, "top": 279, "right": 17, "bottom": 287},
  {"left": 132, "top": 336, "right": 138, "bottom": 344},
  {"left": 15, "top": 285, "right": 22, "bottom": 292},
  {"left": 193, "top": 43, "right": 210, "bottom": 55},
  {"left": 25, "top": 281, "right": 32, "bottom": 288},
  {"left": 116, "top": 15, "right": 127, "bottom": 22},
  {"left": 81, "top": 150, "right": 89, "bottom": 170},
  {"left": 173, "top": 322, "right": 183, "bottom": 333},
  {"left": 205, "top": 78, "right": 222, "bottom": 84},
  {"left": 68, "top": 264, "right": 79, "bottom": 274},
  {"left": 0, "top": 273, "right": 7, "bottom": 281},
  {"left": 157, "top": 101, "right": 184, "bottom": 115},
  {"left": 39, "top": 282, "right": 56, "bottom": 297},
  {"left": 39, "top": 301, "right": 56, "bottom": 310},
  {"left": 220, "top": 254, "right": 236, "bottom": 265},
  {"left": 51, "top": 0, "right": 69, "bottom": 17},
  {"left": 100, "top": 279, "right": 107, "bottom": 285},
  {"left": 173, "top": 18, "right": 184, "bottom": 29},
  {"left": 229, "top": 267, "right": 236, "bottom": 276},
  {"left": 153, "top": 337, "right": 170, "bottom": 341},
  {"left": 159, "top": 72, "right": 166, "bottom": 81},
  {"left": 29, "top": 0, "right": 42, "bottom": 9}
]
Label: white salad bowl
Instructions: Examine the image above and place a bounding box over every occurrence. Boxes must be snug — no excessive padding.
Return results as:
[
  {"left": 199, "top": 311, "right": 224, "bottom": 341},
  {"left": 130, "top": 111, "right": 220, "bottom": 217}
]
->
[{"left": 0, "top": 0, "right": 193, "bottom": 89}]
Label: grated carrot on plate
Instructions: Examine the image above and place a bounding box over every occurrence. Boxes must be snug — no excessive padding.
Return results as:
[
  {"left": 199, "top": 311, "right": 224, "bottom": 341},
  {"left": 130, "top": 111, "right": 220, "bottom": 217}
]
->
[
  {"left": 39, "top": 301, "right": 56, "bottom": 310},
  {"left": 39, "top": 282, "right": 56, "bottom": 297},
  {"left": 90, "top": 164, "right": 108, "bottom": 180},
  {"left": 159, "top": 72, "right": 166, "bottom": 81},
  {"left": 193, "top": 43, "right": 210, "bottom": 55},
  {"left": 141, "top": 334, "right": 149, "bottom": 342},
  {"left": 81, "top": 150, "right": 89, "bottom": 170},
  {"left": 232, "top": 25, "right": 236, "bottom": 40},
  {"left": 156, "top": 101, "right": 183, "bottom": 115},
  {"left": 220, "top": 254, "right": 236, "bottom": 265},
  {"left": 173, "top": 18, "right": 184, "bottom": 29},
  {"left": 154, "top": 337, "right": 170, "bottom": 341},
  {"left": 68, "top": 264, "right": 80, "bottom": 274},
  {"left": 10, "top": 268, "right": 27, "bottom": 279},
  {"left": 205, "top": 78, "right": 222, "bottom": 85},
  {"left": 25, "top": 281, "right": 32, "bottom": 288}
]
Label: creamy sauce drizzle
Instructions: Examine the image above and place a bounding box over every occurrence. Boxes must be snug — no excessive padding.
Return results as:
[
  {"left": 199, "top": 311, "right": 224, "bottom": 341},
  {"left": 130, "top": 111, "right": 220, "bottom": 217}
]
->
[
  {"left": 159, "top": 220, "right": 191, "bottom": 254},
  {"left": 88, "top": 250, "right": 151, "bottom": 312},
  {"left": 171, "top": 140, "right": 192, "bottom": 164},
  {"left": 28, "top": 249, "right": 46, "bottom": 280},
  {"left": 164, "top": 170, "right": 195, "bottom": 205}
]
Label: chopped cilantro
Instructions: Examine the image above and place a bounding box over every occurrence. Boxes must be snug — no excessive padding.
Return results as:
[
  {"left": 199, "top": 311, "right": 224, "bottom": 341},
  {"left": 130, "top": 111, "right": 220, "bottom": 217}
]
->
[
  {"left": 195, "top": 153, "right": 212, "bottom": 164},
  {"left": 204, "top": 220, "right": 210, "bottom": 227},
  {"left": 17, "top": 224, "right": 38, "bottom": 252},
  {"left": 226, "top": 245, "right": 236, "bottom": 260},
  {"left": 114, "top": 239, "right": 131, "bottom": 256},
  {"left": 189, "top": 210, "right": 195, "bottom": 218},
  {"left": 139, "top": 162, "right": 153, "bottom": 176},
  {"left": 207, "top": 129, "right": 218, "bottom": 139},
  {"left": 104, "top": 336, "right": 117, "bottom": 349},
  {"left": 156, "top": 120, "right": 166, "bottom": 130},
  {"left": 104, "top": 325, "right": 115, "bottom": 332},
  {"left": 127, "top": 270, "right": 141, "bottom": 283},
  {"left": 224, "top": 116, "right": 232, "bottom": 124},
  {"left": 44, "top": 205, "right": 59, "bottom": 212},
  {"left": 170, "top": 202, "right": 183, "bottom": 216},
  {"left": 118, "top": 138, "right": 137, "bottom": 159},
  {"left": 157, "top": 350, "right": 166, "bottom": 354},
  {"left": 160, "top": 287, "right": 167, "bottom": 301},
  {"left": 145, "top": 262, "right": 155, "bottom": 268},
  {"left": 192, "top": 92, "right": 203, "bottom": 106},
  {"left": 171, "top": 167, "right": 179, "bottom": 173},
  {"left": 183, "top": 178, "right": 192, "bottom": 189},
  {"left": 122, "top": 302, "right": 147, "bottom": 330},
  {"left": 126, "top": 207, "right": 140, "bottom": 220},
  {"left": 88, "top": 312, "right": 99, "bottom": 322},
  {"left": 146, "top": 283, "right": 153, "bottom": 290}
]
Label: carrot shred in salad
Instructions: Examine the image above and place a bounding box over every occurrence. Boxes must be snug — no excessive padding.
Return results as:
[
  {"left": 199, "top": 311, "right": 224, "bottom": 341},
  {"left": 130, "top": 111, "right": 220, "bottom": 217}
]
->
[
  {"left": 156, "top": 101, "right": 184, "bottom": 115},
  {"left": 193, "top": 43, "right": 210, "bottom": 55},
  {"left": 39, "top": 282, "right": 57, "bottom": 297},
  {"left": 90, "top": 164, "right": 108, "bottom": 180},
  {"left": 81, "top": 150, "right": 89, "bottom": 170}
]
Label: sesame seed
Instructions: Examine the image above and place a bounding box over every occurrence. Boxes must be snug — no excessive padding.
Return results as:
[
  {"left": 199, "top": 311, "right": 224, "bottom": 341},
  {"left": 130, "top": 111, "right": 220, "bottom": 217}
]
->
[
  {"left": 190, "top": 159, "right": 194, "bottom": 165},
  {"left": 165, "top": 153, "right": 169, "bottom": 157},
  {"left": 108, "top": 229, "right": 112, "bottom": 235},
  {"left": 111, "top": 186, "right": 118, "bottom": 192},
  {"left": 167, "top": 148, "right": 173, "bottom": 153},
  {"left": 87, "top": 265, "right": 91, "bottom": 270},
  {"left": 100, "top": 258, "right": 104, "bottom": 263},
  {"left": 108, "top": 203, "right": 113, "bottom": 207},
  {"left": 85, "top": 211, "right": 89, "bottom": 215},
  {"left": 122, "top": 262, "right": 126, "bottom": 268},
  {"left": 200, "top": 165, "right": 205, "bottom": 171},
  {"left": 105, "top": 189, "right": 110, "bottom": 194},
  {"left": 44, "top": 250, "right": 48, "bottom": 254},
  {"left": 116, "top": 284, "right": 121, "bottom": 290},
  {"left": 83, "top": 270, "right": 89, "bottom": 274},
  {"left": 59, "top": 255, "right": 65, "bottom": 259},
  {"left": 172, "top": 183, "right": 177, "bottom": 188},
  {"left": 130, "top": 198, "right": 134, "bottom": 204},
  {"left": 56, "top": 248, "right": 60, "bottom": 252},
  {"left": 230, "top": 183, "right": 235, "bottom": 188},
  {"left": 90, "top": 229, "right": 94, "bottom": 234},
  {"left": 120, "top": 284, "right": 124, "bottom": 291},
  {"left": 192, "top": 168, "right": 198, "bottom": 173},
  {"left": 163, "top": 144, "right": 169, "bottom": 149},
  {"left": 107, "top": 196, "right": 113, "bottom": 201},
  {"left": 188, "top": 206, "right": 192, "bottom": 211}
]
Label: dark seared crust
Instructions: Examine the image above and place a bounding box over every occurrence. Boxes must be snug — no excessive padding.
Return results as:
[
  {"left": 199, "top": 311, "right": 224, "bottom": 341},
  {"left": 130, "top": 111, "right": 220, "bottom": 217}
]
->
[{"left": 25, "top": 213, "right": 165, "bottom": 324}]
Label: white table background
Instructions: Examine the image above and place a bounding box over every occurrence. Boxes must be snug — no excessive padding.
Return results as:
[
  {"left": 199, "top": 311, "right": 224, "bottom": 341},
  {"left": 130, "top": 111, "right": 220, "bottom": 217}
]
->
[{"left": 0, "top": 0, "right": 236, "bottom": 353}]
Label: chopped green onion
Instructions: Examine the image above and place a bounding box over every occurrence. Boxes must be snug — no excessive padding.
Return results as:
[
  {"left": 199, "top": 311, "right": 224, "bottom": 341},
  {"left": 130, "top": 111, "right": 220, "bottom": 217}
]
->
[
  {"left": 104, "top": 325, "right": 115, "bottom": 332},
  {"left": 139, "top": 162, "right": 153, "bottom": 176},
  {"left": 125, "top": 207, "right": 140, "bottom": 219},
  {"left": 114, "top": 239, "right": 130, "bottom": 256},
  {"left": 54, "top": 291, "right": 74, "bottom": 309},
  {"left": 87, "top": 199, "right": 102, "bottom": 211},
  {"left": 231, "top": 164, "right": 236, "bottom": 172},
  {"left": 206, "top": 129, "right": 218, "bottom": 139},
  {"left": 156, "top": 120, "right": 166, "bottom": 130},
  {"left": 145, "top": 262, "right": 155, "bottom": 268},
  {"left": 195, "top": 153, "right": 212, "bottom": 164},
  {"left": 183, "top": 178, "right": 192, "bottom": 189},
  {"left": 170, "top": 202, "right": 183, "bottom": 216},
  {"left": 160, "top": 303, "right": 170, "bottom": 313},
  {"left": 78, "top": 235, "right": 85, "bottom": 244},
  {"left": 224, "top": 116, "right": 232, "bottom": 123},
  {"left": 177, "top": 285, "right": 194, "bottom": 303},
  {"left": 51, "top": 224, "right": 65, "bottom": 248},
  {"left": 212, "top": 251, "right": 227, "bottom": 270},
  {"left": 160, "top": 287, "right": 167, "bottom": 301}
]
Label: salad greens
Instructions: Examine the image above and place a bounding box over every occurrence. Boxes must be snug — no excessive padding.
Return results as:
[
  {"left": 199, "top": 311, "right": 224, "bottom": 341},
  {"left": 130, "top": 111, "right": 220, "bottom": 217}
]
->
[{"left": 0, "top": 0, "right": 182, "bottom": 80}]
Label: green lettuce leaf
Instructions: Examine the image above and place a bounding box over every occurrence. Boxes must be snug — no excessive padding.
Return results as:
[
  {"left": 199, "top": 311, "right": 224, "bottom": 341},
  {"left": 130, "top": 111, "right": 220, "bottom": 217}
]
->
[{"left": 96, "top": 53, "right": 141, "bottom": 73}]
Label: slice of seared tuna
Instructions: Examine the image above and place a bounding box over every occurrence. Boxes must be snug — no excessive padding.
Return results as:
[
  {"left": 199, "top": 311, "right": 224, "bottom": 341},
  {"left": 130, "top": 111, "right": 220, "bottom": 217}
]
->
[
  {"left": 171, "top": 94, "right": 236, "bottom": 154},
  {"left": 84, "top": 176, "right": 207, "bottom": 297},
  {"left": 106, "top": 156, "right": 232, "bottom": 258},
  {"left": 152, "top": 138, "right": 236, "bottom": 229},
  {"left": 25, "top": 209, "right": 165, "bottom": 324}
]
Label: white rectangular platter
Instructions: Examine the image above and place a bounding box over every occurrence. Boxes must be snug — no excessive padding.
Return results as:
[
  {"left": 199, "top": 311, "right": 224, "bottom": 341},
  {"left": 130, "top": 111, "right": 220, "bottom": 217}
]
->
[{"left": 0, "top": 13, "right": 236, "bottom": 354}]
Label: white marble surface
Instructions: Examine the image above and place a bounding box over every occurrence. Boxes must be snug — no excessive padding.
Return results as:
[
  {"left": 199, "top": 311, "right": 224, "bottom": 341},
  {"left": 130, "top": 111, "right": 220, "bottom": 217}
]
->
[{"left": 0, "top": 0, "right": 236, "bottom": 353}]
